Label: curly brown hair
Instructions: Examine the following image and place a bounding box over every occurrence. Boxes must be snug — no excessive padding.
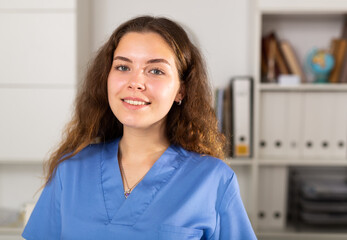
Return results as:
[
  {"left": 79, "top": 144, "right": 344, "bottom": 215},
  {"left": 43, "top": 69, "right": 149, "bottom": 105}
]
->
[{"left": 45, "top": 16, "right": 226, "bottom": 184}]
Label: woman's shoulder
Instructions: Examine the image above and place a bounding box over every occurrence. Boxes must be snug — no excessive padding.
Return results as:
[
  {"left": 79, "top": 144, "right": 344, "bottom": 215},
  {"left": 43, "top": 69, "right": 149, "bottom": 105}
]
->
[
  {"left": 175, "top": 146, "right": 235, "bottom": 179},
  {"left": 57, "top": 139, "right": 116, "bottom": 172}
]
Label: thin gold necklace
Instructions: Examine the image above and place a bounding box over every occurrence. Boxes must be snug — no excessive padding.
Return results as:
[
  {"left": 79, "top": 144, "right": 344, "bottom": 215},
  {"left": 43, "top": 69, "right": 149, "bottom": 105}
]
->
[{"left": 119, "top": 159, "right": 146, "bottom": 199}]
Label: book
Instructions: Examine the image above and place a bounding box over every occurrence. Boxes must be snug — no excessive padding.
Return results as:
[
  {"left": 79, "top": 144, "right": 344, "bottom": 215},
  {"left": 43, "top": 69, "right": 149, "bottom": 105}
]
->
[
  {"left": 339, "top": 16, "right": 347, "bottom": 83},
  {"left": 261, "top": 32, "right": 290, "bottom": 83},
  {"left": 271, "top": 32, "right": 290, "bottom": 76},
  {"left": 280, "top": 40, "right": 306, "bottom": 83},
  {"left": 262, "top": 33, "right": 277, "bottom": 83},
  {"left": 222, "top": 87, "right": 232, "bottom": 156},
  {"left": 214, "top": 88, "right": 224, "bottom": 132},
  {"left": 261, "top": 37, "right": 269, "bottom": 82},
  {"left": 340, "top": 48, "right": 347, "bottom": 83},
  {"left": 216, "top": 88, "right": 224, "bottom": 131},
  {"left": 329, "top": 39, "right": 347, "bottom": 83}
]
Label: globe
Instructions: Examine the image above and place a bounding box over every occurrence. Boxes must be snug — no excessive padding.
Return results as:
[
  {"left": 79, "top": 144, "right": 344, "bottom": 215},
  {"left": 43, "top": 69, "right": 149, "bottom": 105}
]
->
[{"left": 306, "top": 49, "right": 334, "bottom": 83}]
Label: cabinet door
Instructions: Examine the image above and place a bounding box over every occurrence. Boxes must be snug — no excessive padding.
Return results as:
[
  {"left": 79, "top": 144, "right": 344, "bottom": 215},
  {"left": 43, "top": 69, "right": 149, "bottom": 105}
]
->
[
  {"left": 258, "top": 166, "right": 288, "bottom": 230},
  {"left": 0, "top": 12, "right": 76, "bottom": 85},
  {"left": 0, "top": 0, "right": 75, "bottom": 9},
  {"left": 330, "top": 92, "right": 347, "bottom": 159},
  {"left": 0, "top": 88, "right": 75, "bottom": 161}
]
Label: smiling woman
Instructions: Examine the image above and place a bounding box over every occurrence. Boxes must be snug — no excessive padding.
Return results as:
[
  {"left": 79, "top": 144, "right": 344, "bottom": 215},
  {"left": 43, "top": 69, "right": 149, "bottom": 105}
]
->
[
  {"left": 108, "top": 32, "right": 182, "bottom": 131},
  {"left": 22, "top": 16, "right": 256, "bottom": 240}
]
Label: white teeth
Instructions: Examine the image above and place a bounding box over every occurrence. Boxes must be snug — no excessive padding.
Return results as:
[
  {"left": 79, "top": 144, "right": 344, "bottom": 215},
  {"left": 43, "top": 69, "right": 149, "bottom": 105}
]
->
[{"left": 124, "top": 99, "right": 148, "bottom": 106}]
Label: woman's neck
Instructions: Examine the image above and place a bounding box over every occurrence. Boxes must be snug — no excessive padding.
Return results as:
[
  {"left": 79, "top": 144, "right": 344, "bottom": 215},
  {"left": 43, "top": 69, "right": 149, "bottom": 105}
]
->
[{"left": 119, "top": 126, "right": 170, "bottom": 166}]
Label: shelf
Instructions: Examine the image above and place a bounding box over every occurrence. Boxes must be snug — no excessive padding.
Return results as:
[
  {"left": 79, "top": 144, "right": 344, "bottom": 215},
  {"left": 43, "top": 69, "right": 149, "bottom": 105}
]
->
[
  {"left": 259, "top": 83, "right": 347, "bottom": 92},
  {"left": 0, "top": 227, "right": 23, "bottom": 234},
  {"left": 257, "top": 228, "right": 347, "bottom": 240},
  {"left": 224, "top": 158, "right": 253, "bottom": 166},
  {"left": 259, "top": 0, "right": 347, "bottom": 14},
  {"left": 0, "top": 160, "right": 43, "bottom": 165},
  {"left": 258, "top": 159, "right": 347, "bottom": 166},
  {"left": 0, "top": 83, "right": 75, "bottom": 89}
]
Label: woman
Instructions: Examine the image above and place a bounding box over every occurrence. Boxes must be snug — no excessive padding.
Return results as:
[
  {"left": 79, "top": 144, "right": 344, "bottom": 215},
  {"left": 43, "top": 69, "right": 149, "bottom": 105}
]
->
[{"left": 22, "top": 16, "right": 256, "bottom": 240}]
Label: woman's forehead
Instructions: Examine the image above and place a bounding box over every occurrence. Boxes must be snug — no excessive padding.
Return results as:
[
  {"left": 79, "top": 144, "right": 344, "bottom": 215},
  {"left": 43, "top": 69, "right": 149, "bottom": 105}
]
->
[{"left": 114, "top": 32, "right": 178, "bottom": 65}]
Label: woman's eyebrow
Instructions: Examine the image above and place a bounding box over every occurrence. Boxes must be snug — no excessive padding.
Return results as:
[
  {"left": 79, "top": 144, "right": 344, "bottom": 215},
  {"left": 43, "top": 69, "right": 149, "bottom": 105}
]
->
[
  {"left": 113, "top": 56, "right": 170, "bottom": 66},
  {"left": 146, "top": 58, "right": 171, "bottom": 66},
  {"left": 114, "top": 56, "right": 132, "bottom": 62}
]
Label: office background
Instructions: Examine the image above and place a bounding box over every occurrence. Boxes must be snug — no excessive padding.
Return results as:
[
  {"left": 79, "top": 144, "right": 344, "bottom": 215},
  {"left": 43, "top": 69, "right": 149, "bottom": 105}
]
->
[
  {"left": 0, "top": 0, "right": 253, "bottom": 211},
  {"left": 1, "top": 0, "right": 347, "bottom": 240}
]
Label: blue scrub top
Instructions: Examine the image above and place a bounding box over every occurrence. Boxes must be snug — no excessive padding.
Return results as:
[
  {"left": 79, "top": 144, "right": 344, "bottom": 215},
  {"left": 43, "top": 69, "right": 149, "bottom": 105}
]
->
[{"left": 22, "top": 138, "right": 256, "bottom": 240}]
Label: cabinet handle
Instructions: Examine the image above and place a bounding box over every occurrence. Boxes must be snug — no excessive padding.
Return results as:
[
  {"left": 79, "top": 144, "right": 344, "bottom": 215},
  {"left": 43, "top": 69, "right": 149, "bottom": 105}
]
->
[
  {"left": 275, "top": 140, "right": 282, "bottom": 148},
  {"left": 258, "top": 211, "right": 266, "bottom": 219},
  {"left": 322, "top": 141, "right": 329, "bottom": 148},
  {"left": 338, "top": 141, "right": 345, "bottom": 148},
  {"left": 260, "top": 140, "right": 266, "bottom": 147},
  {"left": 273, "top": 211, "right": 281, "bottom": 219}
]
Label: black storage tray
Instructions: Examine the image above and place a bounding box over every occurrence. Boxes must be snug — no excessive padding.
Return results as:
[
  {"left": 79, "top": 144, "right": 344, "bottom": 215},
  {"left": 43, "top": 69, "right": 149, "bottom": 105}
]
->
[
  {"left": 301, "top": 181, "right": 347, "bottom": 201},
  {"left": 300, "top": 199, "right": 347, "bottom": 213},
  {"left": 301, "top": 212, "right": 347, "bottom": 225}
]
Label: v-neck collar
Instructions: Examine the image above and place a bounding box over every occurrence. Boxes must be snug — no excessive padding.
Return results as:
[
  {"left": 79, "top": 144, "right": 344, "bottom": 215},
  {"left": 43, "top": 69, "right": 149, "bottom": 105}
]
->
[{"left": 100, "top": 138, "right": 183, "bottom": 226}]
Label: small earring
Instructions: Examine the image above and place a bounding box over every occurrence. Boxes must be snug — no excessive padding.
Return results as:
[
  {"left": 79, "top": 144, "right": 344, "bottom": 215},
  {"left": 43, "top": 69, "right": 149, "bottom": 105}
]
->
[{"left": 177, "top": 100, "right": 182, "bottom": 105}]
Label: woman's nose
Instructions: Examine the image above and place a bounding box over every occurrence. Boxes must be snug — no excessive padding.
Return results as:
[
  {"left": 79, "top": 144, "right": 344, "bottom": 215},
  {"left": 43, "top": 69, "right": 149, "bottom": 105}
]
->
[
  {"left": 128, "top": 71, "right": 146, "bottom": 91},
  {"left": 128, "top": 81, "right": 145, "bottom": 91}
]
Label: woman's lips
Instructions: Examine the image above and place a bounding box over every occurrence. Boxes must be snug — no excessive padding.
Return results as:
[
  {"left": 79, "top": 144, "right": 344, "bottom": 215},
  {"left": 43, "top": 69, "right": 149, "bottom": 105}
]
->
[{"left": 121, "top": 97, "right": 151, "bottom": 110}]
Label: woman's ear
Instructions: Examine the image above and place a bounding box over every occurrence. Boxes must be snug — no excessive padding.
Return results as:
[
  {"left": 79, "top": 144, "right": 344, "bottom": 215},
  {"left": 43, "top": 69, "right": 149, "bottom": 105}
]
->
[{"left": 175, "top": 85, "right": 185, "bottom": 102}]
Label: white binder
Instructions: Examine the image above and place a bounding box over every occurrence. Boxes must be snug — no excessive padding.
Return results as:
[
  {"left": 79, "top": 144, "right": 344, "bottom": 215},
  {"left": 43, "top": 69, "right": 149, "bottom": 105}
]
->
[
  {"left": 258, "top": 166, "right": 288, "bottom": 230},
  {"left": 302, "top": 92, "right": 334, "bottom": 160},
  {"left": 331, "top": 92, "right": 347, "bottom": 159},
  {"left": 286, "top": 92, "right": 303, "bottom": 159},
  {"left": 230, "top": 77, "right": 253, "bottom": 158},
  {"left": 259, "top": 92, "right": 286, "bottom": 159},
  {"left": 302, "top": 92, "right": 321, "bottom": 159},
  {"left": 259, "top": 92, "right": 302, "bottom": 160}
]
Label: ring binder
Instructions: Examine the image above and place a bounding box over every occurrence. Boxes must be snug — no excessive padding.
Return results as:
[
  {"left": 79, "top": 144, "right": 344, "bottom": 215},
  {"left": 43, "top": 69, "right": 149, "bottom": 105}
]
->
[{"left": 230, "top": 76, "right": 253, "bottom": 158}]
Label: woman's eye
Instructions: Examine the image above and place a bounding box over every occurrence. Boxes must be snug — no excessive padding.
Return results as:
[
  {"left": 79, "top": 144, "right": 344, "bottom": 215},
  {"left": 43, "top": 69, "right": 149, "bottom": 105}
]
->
[
  {"left": 149, "top": 68, "right": 164, "bottom": 75},
  {"left": 115, "top": 65, "right": 130, "bottom": 71}
]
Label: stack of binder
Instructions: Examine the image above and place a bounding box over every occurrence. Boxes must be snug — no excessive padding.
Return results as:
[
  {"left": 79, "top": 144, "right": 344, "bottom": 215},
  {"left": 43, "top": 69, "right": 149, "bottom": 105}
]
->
[
  {"left": 288, "top": 167, "right": 347, "bottom": 230},
  {"left": 259, "top": 91, "right": 303, "bottom": 159},
  {"left": 259, "top": 92, "right": 347, "bottom": 161}
]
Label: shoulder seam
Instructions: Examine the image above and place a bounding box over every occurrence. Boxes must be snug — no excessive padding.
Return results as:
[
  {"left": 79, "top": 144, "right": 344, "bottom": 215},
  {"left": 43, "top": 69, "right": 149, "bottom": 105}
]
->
[{"left": 208, "top": 172, "right": 236, "bottom": 239}]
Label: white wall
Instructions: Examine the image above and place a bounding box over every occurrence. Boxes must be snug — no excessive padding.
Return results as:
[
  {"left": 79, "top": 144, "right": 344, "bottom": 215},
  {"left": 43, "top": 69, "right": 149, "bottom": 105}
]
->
[
  {"left": 90, "top": 0, "right": 253, "bottom": 88},
  {"left": 0, "top": 0, "right": 253, "bottom": 212}
]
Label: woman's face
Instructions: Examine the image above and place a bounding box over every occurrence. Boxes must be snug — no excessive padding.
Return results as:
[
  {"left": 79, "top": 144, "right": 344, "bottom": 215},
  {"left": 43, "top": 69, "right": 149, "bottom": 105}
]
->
[{"left": 107, "top": 32, "right": 182, "bottom": 131}]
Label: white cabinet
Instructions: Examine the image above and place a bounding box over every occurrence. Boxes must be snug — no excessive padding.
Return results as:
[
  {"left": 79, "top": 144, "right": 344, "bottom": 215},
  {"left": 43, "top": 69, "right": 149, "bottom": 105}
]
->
[
  {"left": 0, "top": 0, "right": 77, "bottom": 236},
  {"left": 0, "top": 12, "right": 76, "bottom": 85},
  {"left": 0, "top": 2, "right": 76, "bottom": 161},
  {"left": 253, "top": 0, "right": 347, "bottom": 239},
  {"left": 0, "top": 88, "right": 75, "bottom": 161},
  {"left": 0, "top": 0, "right": 75, "bottom": 9}
]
